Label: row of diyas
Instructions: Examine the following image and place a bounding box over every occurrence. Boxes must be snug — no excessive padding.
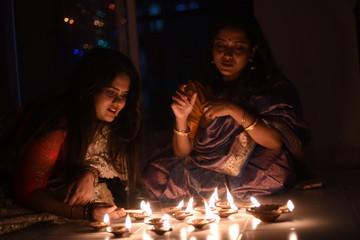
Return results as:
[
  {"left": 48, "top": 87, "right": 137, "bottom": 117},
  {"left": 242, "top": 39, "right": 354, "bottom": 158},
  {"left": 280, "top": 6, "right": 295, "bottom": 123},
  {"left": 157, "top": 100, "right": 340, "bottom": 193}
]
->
[{"left": 87, "top": 187, "right": 296, "bottom": 237}]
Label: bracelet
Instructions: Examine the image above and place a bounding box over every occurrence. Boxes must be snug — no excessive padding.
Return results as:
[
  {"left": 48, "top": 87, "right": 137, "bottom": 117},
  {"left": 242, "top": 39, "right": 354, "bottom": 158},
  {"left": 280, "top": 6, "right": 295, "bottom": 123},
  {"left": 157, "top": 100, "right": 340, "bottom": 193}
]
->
[
  {"left": 82, "top": 166, "right": 99, "bottom": 186},
  {"left": 173, "top": 126, "right": 190, "bottom": 136},
  {"left": 70, "top": 205, "right": 75, "bottom": 219},
  {"left": 244, "top": 118, "right": 259, "bottom": 131},
  {"left": 240, "top": 111, "right": 246, "bottom": 125},
  {"left": 83, "top": 202, "right": 92, "bottom": 221}
]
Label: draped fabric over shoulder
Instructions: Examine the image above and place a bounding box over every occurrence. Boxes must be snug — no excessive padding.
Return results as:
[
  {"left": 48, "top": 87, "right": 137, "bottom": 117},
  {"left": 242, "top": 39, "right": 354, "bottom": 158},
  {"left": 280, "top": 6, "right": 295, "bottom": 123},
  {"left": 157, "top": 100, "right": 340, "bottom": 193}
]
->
[{"left": 143, "top": 73, "right": 309, "bottom": 201}]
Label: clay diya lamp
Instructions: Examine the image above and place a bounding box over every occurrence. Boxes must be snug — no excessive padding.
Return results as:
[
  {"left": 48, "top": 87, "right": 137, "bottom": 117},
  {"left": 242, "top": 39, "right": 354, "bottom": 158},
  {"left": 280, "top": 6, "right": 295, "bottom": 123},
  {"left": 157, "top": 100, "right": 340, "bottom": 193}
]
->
[
  {"left": 185, "top": 218, "right": 215, "bottom": 229},
  {"left": 144, "top": 217, "right": 164, "bottom": 226},
  {"left": 216, "top": 208, "right": 238, "bottom": 218},
  {"left": 161, "top": 206, "right": 183, "bottom": 214},
  {"left": 171, "top": 210, "right": 193, "bottom": 220},
  {"left": 150, "top": 223, "right": 173, "bottom": 235},
  {"left": 216, "top": 201, "right": 232, "bottom": 209},
  {"left": 88, "top": 221, "right": 110, "bottom": 231},
  {"left": 246, "top": 204, "right": 283, "bottom": 222},
  {"left": 130, "top": 212, "right": 151, "bottom": 221},
  {"left": 107, "top": 226, "right": 131, "bottom": 238}
]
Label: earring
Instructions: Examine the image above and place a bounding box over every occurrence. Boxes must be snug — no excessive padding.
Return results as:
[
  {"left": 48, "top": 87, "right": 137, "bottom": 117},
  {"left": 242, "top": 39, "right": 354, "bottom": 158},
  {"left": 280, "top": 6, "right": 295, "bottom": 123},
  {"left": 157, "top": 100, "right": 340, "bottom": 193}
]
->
[{"left": 249, "top": 58, "right": 256, "bottom": 71}]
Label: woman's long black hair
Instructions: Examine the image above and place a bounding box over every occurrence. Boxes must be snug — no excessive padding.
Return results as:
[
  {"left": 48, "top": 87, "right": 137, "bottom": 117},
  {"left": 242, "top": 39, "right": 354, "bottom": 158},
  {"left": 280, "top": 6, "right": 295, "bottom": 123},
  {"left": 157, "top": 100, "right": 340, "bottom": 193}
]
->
[
  {"left": 12, "top": 48, "right": 143, "bottom": 189},
  {"left": 190, "top": 15, "right": 279, "bottom": 102}
]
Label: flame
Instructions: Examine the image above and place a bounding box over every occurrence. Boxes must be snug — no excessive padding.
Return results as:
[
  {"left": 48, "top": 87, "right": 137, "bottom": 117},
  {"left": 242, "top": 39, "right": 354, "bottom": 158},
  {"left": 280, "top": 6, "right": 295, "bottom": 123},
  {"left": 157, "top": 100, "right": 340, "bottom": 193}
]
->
[
  {"left": 204, "top": 199, "right": 216, "bottom": 220},
  {"left": 250, "top": 197, "right": 261, "bottom": 207},
  {"left": 287, "top": 200, "right": 294, "bottom": 211},
  {"left": 163, "top": 220, "right": 171, "bottom": 230},
  {"left": 209, "top": 191, "right": 217, "bottom": 209},
  {"left": 140, "top": 200, "right": 152, "bottom": 215},
  {"left": 106, "top": 226, "right": 112, "bottom": 232},
  {"left": 185, "top": 197, "right": 194, "bottom": 213},
  {"left": 225, "top": 186, "right": 238, "bottom": 210},
  {"left": 177, "top": 200, "right": 184, "bottom": 209},
  {"left": 125, "top": 214, "right": 132, "bottom": 229},
  {"left": 103, "top": 213, "right": 110, "bottom": 224}
]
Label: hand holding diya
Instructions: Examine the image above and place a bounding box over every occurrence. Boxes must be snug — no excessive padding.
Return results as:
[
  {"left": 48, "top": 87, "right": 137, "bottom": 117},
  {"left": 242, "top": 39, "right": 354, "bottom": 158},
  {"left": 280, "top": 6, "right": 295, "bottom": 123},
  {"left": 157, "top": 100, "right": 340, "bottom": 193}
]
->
[{"left": 246, "top": 197, "right": 295, "bottom": 222}]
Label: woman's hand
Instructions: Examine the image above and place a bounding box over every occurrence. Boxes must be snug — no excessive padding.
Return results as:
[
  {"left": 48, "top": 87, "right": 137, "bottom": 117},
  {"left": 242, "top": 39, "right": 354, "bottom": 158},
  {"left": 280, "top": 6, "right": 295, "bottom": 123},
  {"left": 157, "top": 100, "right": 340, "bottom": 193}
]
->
[
  {"left": 91, "top": 204, "right": 126, "bottom": 221},
  {"left": 171, "top": 84, "right": 197, "bottom": 120},
  {"left": 64, "top": 170, "right": 95, "bottom": 205},
  {"left": 203, "top": 100, "right": 235, "bottom": 120}
]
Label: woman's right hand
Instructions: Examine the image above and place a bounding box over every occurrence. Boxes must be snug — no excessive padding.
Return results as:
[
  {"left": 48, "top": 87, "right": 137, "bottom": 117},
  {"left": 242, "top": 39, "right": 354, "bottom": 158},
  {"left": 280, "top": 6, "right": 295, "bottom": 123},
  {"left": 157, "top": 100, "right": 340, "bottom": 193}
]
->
[{"left": 171, "top": 84, "right": 197, "bottom": 120}]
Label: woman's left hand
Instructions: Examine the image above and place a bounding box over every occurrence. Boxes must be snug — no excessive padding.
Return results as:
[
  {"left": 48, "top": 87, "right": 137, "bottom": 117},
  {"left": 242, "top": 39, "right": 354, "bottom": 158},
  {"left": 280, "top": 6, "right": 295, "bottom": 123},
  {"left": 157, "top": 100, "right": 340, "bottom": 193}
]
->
[
  {"left": 64, "top": 170, "right": 95, "bottom": 205},
  {"left": 203, "top": 100, "right": 235, "bottom": 120}
]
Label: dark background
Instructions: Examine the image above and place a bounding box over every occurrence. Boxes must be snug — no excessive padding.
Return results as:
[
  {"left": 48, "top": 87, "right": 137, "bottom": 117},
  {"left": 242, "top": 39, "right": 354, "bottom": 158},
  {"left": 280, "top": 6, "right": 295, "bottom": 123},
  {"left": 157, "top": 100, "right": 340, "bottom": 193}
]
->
[{"left": 1, "top": 0, "right": 360, "bottom": 171}]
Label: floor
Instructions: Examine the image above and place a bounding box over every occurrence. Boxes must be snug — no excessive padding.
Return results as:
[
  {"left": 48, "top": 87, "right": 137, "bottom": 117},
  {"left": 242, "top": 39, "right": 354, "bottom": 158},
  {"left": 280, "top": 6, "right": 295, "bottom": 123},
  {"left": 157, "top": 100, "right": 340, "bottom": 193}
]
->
[{"left": 1, "top": 169, "right": 359, "bottom": 240}]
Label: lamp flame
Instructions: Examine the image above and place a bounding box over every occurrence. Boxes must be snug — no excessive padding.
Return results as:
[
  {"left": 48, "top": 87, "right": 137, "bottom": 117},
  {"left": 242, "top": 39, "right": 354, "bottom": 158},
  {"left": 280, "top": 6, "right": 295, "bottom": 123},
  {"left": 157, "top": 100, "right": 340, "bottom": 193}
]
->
[
  {"left": 209, "top": 189, "right": 218, "bottom": 209},
  {"left": 204, "top": 199, "right": 216, "bottom": 220},
  {"left": 287, "top": 200, "right": 294, "bottom": 211},
  {"left": 163, "top": 220, "right": 171, "bottom": 230},
  {"left": 176, "top": 200, "right": 184, "bottom": 209},
  {"left": 226, "top": 186, "right": 238, "bottom": 210},
  {"left": 250, "top": 197, "right": 261, "bottom": 207},
  {"left": 140, "top": 200, "right": 152, "bottom": 215},
  {"left": 185, "top": 197, "right": 194, "bottom": 213},
  {"left": 103, "top": 213, "right": 110, "bottom": 224},
  {"left": 125, "top": 214, "right": 132, "bottom": 229},
  {"left": 161, "top": 213, "right": 170, "bottom": 221}
]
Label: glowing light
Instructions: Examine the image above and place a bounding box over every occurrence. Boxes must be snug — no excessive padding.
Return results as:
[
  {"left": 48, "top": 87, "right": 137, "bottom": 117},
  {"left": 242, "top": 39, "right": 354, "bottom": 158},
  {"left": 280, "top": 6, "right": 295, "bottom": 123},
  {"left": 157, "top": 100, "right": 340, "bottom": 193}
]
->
[
  {"left": 180, "top": 227, "right": 187, "bottom": 240},
  {"left": 204, "top": 200, "right": 216, "bottom": 220},
  {"left": 103, "top": 214, "right": 110, "bottom": 224},
  {"left": 73, "top": 49, "right": 79, "bottom": 55},
  {"left": 161, "top": 213, "right": 170, "bottom": 221},
  {"left": 288, "top": 231, "right": 298, "bottom": 240},
  {"left": 177, "top": 200, "right": 184, "bottom": 209},
  {"left": 189, "top": 2, "right": 199, "bottom": 10},
  {"left": 250, "top": 197, "right": 261, "bottom": 207},
  {"left": 69, "top": 19, "right": 74, "bottom": 24},
  {"left": 251, "top": 218, "right": 261, "bottom": 230},
  {"left": 185, "top": 197, "right": 194, "bottom": 213},
  {"left": 175, "top": 4, "right": 187, "bottom": 11},
  {"left": 64, "top": 17, "right": 69, "bottom": 22},
  {"left": 228, "top": 224, "right": 240, "bottom": 240},
  {"left": 209, "top": 187, "right": 218, "bottom": 209},
  {"left": 125, "top": 214, "right": 132, "bottom": 229},
  {"left": 287, "top": 200, "right": 295, "bottom": 212},
  {"left": 226, "top": 186, "right": 238, "bottom": 210},
  {"left": 108, "top": 3, "right": 115, "bottom": 10},
  {"left": 140, "top": 200, "right": 152, "bottom": 215}
]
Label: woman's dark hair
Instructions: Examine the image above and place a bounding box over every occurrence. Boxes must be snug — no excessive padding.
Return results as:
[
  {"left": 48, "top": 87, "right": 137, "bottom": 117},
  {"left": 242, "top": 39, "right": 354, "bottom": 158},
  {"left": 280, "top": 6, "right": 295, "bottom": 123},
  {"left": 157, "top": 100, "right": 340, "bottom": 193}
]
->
[
  {"left": 190, "top": 15, "right": 279, "bottom": 101},
  {"left": 13, "top": 48, "right": 143, "bottom": 189},
  {"left": 67, "top": 48, "right": 143, "bottom": 189}
]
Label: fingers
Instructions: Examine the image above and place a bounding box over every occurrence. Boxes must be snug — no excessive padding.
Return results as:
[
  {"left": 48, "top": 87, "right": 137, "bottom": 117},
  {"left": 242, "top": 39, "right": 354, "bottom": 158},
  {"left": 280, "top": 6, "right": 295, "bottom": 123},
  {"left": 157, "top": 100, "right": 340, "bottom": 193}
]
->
[{"left": 109, "top": 207, "right": 126, "bottom": 219}]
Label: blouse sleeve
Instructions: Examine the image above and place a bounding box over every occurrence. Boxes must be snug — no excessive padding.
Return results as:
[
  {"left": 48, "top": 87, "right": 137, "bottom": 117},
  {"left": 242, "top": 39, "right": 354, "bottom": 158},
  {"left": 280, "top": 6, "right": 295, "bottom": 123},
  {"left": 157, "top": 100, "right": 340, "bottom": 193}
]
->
[
  {"left": 13, "top": 130, "right": 67, "bottom": 198},
  {"left": 185, "top": 80, "right": 209, "bottom": 139}
]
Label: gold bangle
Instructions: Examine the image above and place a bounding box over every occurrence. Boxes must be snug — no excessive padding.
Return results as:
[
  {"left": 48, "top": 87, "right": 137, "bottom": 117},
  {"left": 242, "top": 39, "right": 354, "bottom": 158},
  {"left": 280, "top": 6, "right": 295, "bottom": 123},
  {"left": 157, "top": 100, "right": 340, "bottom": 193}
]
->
[
  {"left": 244, "top": 118, "right": 259, "bottom": 131},
  {"left": 173, "top": 126, "right": 190, "bottom": 136}
]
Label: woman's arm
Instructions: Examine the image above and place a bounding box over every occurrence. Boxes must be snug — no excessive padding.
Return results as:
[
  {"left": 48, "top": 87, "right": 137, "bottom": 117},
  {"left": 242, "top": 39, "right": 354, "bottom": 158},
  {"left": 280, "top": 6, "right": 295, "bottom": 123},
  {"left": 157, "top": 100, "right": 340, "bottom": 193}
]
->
[
  {"left": 171, "top": 84, "right": 197, "bottom": 157},
  {"left": 203, "top": 102, "right": 283, "bottom": 151}
]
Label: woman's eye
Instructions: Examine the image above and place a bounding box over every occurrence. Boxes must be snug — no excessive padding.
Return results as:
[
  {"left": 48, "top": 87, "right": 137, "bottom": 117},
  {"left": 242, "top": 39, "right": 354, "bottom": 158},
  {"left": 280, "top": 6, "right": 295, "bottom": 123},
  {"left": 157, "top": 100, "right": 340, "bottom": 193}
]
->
[
  {"left": 215, "top": 43, "right": 226, "bottom": 50},
  {"left": 105, "top": 89, "right": 115, "bottom": 97}
]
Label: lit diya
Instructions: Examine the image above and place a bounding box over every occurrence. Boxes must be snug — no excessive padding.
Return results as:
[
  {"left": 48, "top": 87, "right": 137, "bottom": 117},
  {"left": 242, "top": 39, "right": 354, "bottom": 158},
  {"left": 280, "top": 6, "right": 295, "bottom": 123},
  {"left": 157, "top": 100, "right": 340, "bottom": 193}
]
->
[
  {"left": 161, "top": 199, "right": 185, "bottom": 214},
  {"left": 150, "top": 220, "right": 173, "bottom": 235},
  {"left": 106, "top": 214, "right": 132, "bottom": 237},
  {"left": 171, "top": 210, "right": 193, "bottom": 220},
  {"left": 129, "top": 200, "right": 152, "bottom": 220},
  {"left": 88, "top": 213, "right": 110, "bottom": 231},
  {"left": 246, "top": 198, "right": 295, "bottom": 222},
  {"left": 145, "top": 213, "right": 171, "bottom": 226},
  {"left": 215, "top": 208, "right": 238, "bottom": 218},
  {"left": 185, "top": 217, "right": 215, "bottom": 229}
]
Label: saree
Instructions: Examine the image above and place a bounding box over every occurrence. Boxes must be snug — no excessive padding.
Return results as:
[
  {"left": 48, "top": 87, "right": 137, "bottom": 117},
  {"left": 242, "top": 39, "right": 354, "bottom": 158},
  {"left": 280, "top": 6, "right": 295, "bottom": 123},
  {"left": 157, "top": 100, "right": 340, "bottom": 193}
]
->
[{"left": 142, "top": 73, "right": 310, "bottom": 201}]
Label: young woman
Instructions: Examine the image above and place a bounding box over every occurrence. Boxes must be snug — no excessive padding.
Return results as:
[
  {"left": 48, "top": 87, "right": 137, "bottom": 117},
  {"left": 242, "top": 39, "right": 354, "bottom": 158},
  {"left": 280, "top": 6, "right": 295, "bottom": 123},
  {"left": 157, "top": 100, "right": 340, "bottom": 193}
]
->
[
  {"left": 142, "top": 16, "right": 310, "bottom": 201},
  {"left": 6, "top": 48, "right": 142, "bottom": 221}
]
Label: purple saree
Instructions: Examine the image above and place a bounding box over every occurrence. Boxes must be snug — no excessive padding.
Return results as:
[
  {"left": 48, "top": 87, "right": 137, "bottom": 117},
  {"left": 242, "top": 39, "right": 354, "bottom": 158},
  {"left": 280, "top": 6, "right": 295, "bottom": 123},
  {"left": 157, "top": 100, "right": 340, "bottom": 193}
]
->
[{"left": 143, "top": 74, "right": 309, "bottom": 201}]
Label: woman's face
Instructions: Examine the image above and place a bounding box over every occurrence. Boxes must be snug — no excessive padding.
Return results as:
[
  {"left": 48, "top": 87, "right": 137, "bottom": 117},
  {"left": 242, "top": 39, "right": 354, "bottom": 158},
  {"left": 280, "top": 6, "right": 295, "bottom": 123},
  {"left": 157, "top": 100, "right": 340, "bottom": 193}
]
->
[
  {"left": 94, "top": 73, "right": 130, "bottom": 122},
  {"left": 212, "top": 27, "right": 256, "bottom": 81}
]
